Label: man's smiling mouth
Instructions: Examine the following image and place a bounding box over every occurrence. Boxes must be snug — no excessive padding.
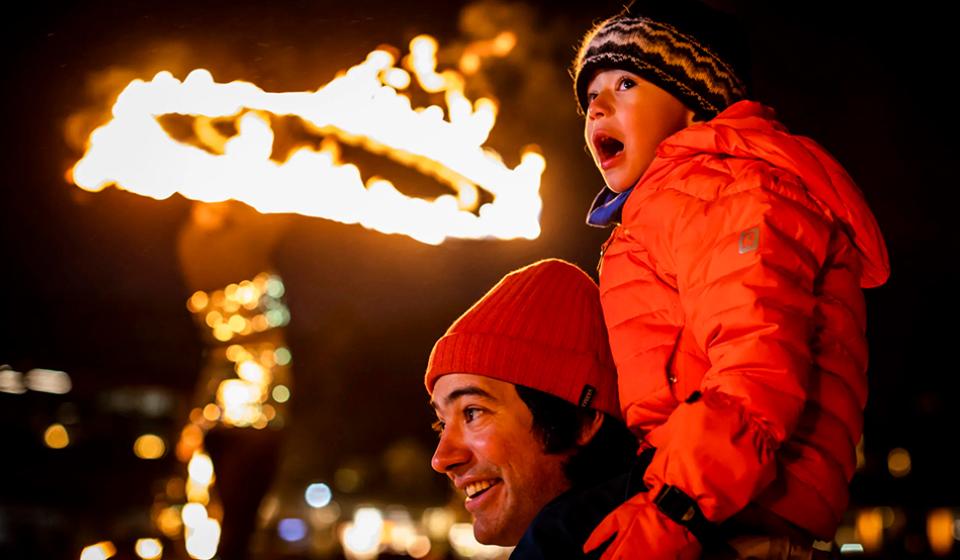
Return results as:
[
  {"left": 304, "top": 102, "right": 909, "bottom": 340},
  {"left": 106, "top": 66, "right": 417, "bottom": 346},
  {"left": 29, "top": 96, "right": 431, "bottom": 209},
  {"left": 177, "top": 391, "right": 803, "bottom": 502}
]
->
[{"left": 465, "top": 479, "right": 501, "bottom": 500}]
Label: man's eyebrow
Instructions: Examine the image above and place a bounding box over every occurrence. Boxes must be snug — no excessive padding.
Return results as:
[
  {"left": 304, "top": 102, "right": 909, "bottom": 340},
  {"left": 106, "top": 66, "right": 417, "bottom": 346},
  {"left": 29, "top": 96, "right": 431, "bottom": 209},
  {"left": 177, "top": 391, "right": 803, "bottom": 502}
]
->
[{"left": 430, "top": 386, "right": 497, "bottom": 409}]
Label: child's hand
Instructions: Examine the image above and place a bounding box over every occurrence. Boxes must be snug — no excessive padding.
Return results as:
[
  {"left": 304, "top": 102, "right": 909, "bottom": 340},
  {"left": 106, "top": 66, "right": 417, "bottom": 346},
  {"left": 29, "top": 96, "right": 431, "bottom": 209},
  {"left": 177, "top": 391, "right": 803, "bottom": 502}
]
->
[{"left": 583, "top": 492, "right": 701, "bottom": 560}]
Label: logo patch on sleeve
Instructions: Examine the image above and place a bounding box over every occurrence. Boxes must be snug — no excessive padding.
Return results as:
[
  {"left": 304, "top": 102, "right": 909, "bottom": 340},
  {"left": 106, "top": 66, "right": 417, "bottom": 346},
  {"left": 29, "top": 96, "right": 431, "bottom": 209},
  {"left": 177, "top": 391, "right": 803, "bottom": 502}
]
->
[
  {"left": 738, "top": 226, "right": 760, "bottom": 254},
  {"left": 578, "top": 385, "right": 596, "bottom": 408}
]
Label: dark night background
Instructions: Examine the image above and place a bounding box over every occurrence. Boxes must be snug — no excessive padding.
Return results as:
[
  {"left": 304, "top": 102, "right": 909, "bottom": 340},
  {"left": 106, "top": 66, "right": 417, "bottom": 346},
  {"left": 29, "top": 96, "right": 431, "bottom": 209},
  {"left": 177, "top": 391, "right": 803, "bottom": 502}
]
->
[{"left": 1, "top": 1, "right": 955, "bottom": 558}]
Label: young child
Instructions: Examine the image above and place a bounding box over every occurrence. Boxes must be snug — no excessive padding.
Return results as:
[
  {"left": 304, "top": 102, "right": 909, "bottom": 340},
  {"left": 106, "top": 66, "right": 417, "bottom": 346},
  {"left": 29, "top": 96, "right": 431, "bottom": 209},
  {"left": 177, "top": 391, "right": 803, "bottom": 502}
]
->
[{"left": 572, "top": 1, "right": 890, "bottom": 558}]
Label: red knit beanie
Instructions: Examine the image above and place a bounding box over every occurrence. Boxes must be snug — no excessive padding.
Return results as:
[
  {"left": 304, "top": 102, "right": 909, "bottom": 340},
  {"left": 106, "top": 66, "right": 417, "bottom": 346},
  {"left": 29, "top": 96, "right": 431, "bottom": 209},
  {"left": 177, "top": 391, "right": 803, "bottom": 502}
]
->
[{"left": 425, "top": 259, "right": 621, "bottom": 419}]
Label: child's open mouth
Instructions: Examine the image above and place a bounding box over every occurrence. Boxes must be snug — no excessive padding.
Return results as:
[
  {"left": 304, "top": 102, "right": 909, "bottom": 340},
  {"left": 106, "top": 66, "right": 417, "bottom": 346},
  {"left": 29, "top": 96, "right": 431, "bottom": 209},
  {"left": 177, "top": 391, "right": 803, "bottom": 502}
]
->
[{"left": 593, "top": 133, "right": 624, "bottom": 169}]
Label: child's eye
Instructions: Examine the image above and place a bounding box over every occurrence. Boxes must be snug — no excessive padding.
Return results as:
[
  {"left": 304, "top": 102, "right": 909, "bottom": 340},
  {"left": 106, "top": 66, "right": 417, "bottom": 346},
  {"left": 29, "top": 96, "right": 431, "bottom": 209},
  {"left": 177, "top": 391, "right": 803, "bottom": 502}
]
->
[
  {"left": 586, "top": 92, "right": 598, "bottom": 104},
  {"left": 617, "top": 77, "right": 636, "bottom": 90},
  {"left": 431, "top": 419, "right": 445, "bottom": 435}
]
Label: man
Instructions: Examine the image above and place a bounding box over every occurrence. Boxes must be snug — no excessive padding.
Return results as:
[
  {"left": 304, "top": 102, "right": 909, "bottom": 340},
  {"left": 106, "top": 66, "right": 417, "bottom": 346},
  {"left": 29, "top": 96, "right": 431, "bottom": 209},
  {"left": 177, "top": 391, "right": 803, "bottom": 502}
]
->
[{"left": 426, "top": 259, "right": 639, "bottom": 556}]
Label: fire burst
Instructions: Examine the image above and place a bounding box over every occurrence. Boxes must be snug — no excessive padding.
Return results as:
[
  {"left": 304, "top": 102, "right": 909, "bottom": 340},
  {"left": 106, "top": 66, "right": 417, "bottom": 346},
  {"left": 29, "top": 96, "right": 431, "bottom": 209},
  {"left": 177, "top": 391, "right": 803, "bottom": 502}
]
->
[{"left": 70, "top": 34, "right": 544, "bottom": 245}]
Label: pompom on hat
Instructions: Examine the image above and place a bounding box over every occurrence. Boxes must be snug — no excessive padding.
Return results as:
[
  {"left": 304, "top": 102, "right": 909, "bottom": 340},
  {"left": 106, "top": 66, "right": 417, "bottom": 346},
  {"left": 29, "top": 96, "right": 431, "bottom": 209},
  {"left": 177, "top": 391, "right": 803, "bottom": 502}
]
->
[
  {"left": 572, "top": 0, "right": 750, "bottom": 121},
  {"left": 425, "top": 259, "right": 621, "bottom": 419}
]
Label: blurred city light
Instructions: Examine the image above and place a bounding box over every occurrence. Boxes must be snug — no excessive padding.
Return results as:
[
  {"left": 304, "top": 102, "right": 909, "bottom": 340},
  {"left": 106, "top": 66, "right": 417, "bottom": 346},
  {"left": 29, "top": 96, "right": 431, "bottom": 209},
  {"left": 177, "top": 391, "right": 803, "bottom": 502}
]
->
[
  {"left": 840, "top": 544, "right": 864, "bottom": 554},
  {"left": 43, "top": 423, "right": 69, "bottom": 449},
  {"left": 135, "top": 538, "right": 163, "bottom": 560},
  {"left": 928, "top": 508, "right": 955, "bottom": 556},
  {"left": 278, "top": 518, "right": 308, "bottom": 542},
  {"left": 25, "top": 368, "right": 72, "bottom": 394},
  {"left": 335, "top": 467, "right": 361, "bottom": 493},
  {"left": 157, "top": 506, "right": 183, "bottom": 538},
  {"left": 181, "top": 503, "right": 208, "bottom": 528},
  {"left": 305, "top": 483, "right": 333, "bottom": 508},
  {"left": 448, "top": 523, "right": 512, "bottom": 559},
  {"left": 0, "top": 366, "right": 26, "bottom": 394},
  {"left": 80, "top": 541, "right": 117, "bottom": 560},
  {"left": 341, "top": 507, "right": 384, "bottom": 559},
  {"left": 274, "top": 348, "right": 292, "bottom": 366},
  {"left": 133, "top": 434, "right": 166, "bottom": 459},
  {"left": 422, "top": 507, "right": 455, "bottom": 540},
  {"left": 188, "top": 452, "right": 214, "bottom": 485},
  {"left": 185, "top": 518, "right": 220, "bottom": 560},
  {"left": 855, "top": 509, "right": 883, "bottom": 553},
  {"left": 272, "top": 384, "right": 290, "bottom": 403},
  {"left": 407, "top": 535, "right": 431, "bottom": 558},
  {"left": 888, "top": 448, "right": 912, "bottom": 477}
]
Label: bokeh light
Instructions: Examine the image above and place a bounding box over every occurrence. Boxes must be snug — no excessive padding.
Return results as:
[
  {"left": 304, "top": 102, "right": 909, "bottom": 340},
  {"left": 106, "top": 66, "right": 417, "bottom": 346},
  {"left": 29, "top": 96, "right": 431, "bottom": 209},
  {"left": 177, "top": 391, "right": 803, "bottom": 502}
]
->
[
  {"left": 133, "top": 434, "right": 166, "bottom": 459},
  {"left": 43, "top": 423, "right": 69, "bottom": 449},
  {"left": 305, "top": 483, "right": 332, "bottom": 508},
  {"left": 134, "top": 538, "right": 163, "bottom": 560},
  {"left": 278, "top": 518, "right": 308, "bottom": 542},
  {"left": 888, "top": 448, "right": 911, "bottom": 478}
]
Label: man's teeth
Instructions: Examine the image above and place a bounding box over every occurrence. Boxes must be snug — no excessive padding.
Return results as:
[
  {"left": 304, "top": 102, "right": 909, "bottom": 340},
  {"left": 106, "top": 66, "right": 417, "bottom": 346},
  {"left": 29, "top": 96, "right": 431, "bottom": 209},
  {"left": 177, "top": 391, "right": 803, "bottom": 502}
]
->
[{"left": 465, "top": 480, "right": 496, "bottom": 498}]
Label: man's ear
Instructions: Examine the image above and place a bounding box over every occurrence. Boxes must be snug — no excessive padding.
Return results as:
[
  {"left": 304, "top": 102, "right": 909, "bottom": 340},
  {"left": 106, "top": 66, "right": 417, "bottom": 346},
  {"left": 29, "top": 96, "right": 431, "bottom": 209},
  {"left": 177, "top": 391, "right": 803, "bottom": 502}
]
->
[{"left": 575, "top": 411, "right": 605, "bottom": 446}]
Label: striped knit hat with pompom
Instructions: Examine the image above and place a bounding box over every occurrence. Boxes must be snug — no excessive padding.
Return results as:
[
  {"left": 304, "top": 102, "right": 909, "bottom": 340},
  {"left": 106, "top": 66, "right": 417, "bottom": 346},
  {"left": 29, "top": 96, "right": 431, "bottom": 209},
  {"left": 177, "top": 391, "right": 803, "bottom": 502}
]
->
[
  {"left": 425, "top": 259, "right": 621, "bottom": 419},
  {"left": 573, "top": 0, "right": 749, "bottom": 121}
]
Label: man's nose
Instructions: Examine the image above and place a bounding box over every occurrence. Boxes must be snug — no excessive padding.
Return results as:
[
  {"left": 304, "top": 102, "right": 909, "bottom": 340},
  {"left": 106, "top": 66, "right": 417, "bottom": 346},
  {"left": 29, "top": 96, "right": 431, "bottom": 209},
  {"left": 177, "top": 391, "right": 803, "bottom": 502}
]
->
[{"left": 431, "top": 427, "right": 470, "bottom": 474}]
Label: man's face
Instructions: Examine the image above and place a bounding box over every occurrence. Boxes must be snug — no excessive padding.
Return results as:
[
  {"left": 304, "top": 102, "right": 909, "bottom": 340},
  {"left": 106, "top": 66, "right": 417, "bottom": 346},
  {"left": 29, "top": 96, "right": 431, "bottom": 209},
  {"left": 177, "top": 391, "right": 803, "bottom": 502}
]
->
[
  {"left": 584, "top": 69, "right": 694, "bottom": 193},
  {"left": 430, "top": 374, "right": 572, "bottom": 546}
]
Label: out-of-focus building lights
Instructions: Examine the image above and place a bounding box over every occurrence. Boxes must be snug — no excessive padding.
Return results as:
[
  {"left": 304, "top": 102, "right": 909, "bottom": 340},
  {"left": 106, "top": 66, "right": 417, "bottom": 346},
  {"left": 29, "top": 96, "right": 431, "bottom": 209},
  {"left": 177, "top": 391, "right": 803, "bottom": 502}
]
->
[
  {"left": 133, "top": 434, "right": 166, "bottom": 459},
  {"left": 185, "top": 518, "right": 220, "bottom": 560},
  {"left": 888, "top": 448, "right": 912, "bottom": 477},
  {"left": 25, "top": 369, "right": 72, "bottom": 394},
  {"left": 80, "top": 541, "right": 117, "bottom": 560},
  {"left": 855, "top": 509, "right": 883, "bottom": 553},
  {"left": 0, "top": 367, "right": 26, "bottom": 394},
  {"left": 278, "top": 518, "right": 308, "bottom": 542},
  {"left": 188, "top": 291, "right": 209, "bottom": 312},
  {"left": 340, "top": 507, "right": 384, "bottom": 559},
  {"left": 44, "top": 423, "right": 69, "bottom": 449},
  {"left": 840, "top": 543, "right": 864, "bottom": 554},
  {"left": 188, "top": 452, "right": 215, "bottom": 485},
  {"left": 407, "top": 535, "right": 431, "bottom": 558},
  {"left": 335, "top": 468, "right": 361, "bottom": 493},
  {"left": 182, "top": 503, "right": 208, "bottom": 528},
  {"left": 237, "top": 360, "right": 269, "bottom": 384},
  {"left": 158, "top": 506, "right": 183, "bottom": 538},
  {"left": 201, "top": 403, "right": 221, "bottom": 422},
  {"left": 186, "top": 478, "right": 211, "bottom": 505},
  {"left": 274, "top": 347, "right": 292, "bottom": 366},
  {"left": 272, "top": 384, "right": 290, "bottom": 403},
  {"left": 217, "top": 378, "right": 262, "bottom": 426},
  {"left": 135, "top": 538, "right": 163, "bottom": 559},
  {"left": 305, "top": 483, "right": 332, "bottom": 508},
  {"left": 928, "top": 509, "right": 955, "bottom": 556},
  {"left": 422, "top": 507, "right": 455, "bottom": 540},
  {"left": 448, "top": 523, "right": 512, "bottom": 559}
]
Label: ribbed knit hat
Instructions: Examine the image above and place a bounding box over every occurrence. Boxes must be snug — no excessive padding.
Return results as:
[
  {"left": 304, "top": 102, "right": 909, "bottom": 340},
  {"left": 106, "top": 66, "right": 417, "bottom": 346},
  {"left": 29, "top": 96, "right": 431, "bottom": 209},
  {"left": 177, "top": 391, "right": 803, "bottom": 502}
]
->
[
  {"left": 572, "top": 0, "right": 749, "bottom": 121},
  {"left": 425, "top": 259, "right": 620, "bottom": 419}
]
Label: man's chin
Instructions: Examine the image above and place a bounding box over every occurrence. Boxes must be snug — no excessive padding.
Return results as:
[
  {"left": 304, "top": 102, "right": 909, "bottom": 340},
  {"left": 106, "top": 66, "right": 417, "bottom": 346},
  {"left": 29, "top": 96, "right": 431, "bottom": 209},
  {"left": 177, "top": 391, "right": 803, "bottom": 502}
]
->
[{"left": 472, "top": 521, "right": 521, "bottom": 548}]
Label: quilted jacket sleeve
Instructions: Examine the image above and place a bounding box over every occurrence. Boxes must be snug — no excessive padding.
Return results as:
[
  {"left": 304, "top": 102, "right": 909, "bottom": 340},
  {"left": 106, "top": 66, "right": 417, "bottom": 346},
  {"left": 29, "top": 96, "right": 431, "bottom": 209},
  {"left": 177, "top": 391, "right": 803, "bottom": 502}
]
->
[{"left": 642, "top": 172, "right": 834, "bottom": 523}]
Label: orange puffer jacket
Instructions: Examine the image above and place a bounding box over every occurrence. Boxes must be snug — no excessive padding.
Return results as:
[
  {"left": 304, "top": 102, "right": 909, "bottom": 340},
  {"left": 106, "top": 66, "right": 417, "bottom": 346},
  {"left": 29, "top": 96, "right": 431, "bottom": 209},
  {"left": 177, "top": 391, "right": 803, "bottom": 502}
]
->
[{"left": 598, "top": 100, "right": 890, "bottom": 538}]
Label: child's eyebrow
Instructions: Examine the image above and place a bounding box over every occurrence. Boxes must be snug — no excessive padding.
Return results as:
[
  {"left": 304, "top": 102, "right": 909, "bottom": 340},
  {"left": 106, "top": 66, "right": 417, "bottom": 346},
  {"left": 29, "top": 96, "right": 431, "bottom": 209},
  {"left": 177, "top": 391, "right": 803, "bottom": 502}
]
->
[{"left": 430, "top": 386, "right": 497, "bottom": 410}]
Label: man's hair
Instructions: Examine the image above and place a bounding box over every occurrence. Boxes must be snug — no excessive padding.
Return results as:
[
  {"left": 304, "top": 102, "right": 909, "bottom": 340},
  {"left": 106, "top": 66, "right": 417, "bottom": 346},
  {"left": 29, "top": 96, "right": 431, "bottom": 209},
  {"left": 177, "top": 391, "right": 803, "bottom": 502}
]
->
[{"left": 515, "top": 384, "right": 638, "bottom": 488}]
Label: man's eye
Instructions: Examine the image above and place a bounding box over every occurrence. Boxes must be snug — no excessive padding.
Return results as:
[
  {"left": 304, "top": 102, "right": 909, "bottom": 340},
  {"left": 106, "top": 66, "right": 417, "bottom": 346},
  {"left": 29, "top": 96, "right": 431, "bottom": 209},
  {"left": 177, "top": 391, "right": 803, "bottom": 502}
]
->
[
  {"left": 464, "top": 406, "right": 483, "bottom": 423},
  {"left": 431, "top": 420, "right": 445, "bottom": 435}
]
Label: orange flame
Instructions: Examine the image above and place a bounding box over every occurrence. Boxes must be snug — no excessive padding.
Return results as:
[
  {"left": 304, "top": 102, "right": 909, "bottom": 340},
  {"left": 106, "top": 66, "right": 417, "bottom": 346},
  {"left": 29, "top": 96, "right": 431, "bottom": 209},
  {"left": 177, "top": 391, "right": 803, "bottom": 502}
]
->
[{"left": 70, "top": 35, "right": 544, "bottom": 245}]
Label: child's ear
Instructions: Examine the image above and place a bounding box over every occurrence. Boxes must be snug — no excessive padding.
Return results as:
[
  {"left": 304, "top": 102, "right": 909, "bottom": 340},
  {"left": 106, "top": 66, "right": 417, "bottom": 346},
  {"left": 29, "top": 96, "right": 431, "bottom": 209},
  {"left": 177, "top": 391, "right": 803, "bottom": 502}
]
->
[{"left": 685, "top": 109, "right": 698, "bottom": 127}]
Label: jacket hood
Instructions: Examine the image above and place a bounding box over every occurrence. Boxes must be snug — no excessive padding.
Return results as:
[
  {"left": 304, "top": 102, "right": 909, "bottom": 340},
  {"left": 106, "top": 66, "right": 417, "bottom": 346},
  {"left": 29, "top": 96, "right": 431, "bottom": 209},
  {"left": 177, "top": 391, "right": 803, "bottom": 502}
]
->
[{"left": 655, "top": 100, "right": 890, "bottom": 288}]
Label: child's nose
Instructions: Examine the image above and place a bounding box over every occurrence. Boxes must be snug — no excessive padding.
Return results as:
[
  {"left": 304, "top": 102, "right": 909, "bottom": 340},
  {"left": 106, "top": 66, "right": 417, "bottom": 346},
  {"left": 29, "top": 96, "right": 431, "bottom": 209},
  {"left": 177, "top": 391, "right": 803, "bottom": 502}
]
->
[{"left": 588, "top": 91, "right": 613, "bottom": 119}]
